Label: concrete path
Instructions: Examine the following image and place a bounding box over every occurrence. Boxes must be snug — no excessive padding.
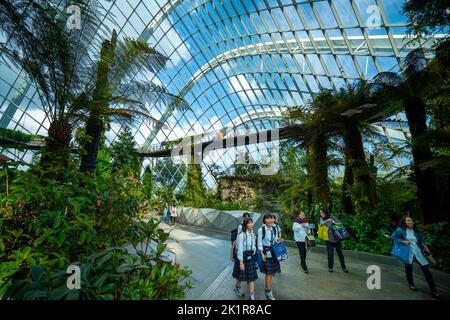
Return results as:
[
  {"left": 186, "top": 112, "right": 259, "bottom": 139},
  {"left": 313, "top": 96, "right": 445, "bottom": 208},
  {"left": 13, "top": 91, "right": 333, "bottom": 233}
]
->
[{"left": 162, "top": 223, "right": 450, "bottom": 300}]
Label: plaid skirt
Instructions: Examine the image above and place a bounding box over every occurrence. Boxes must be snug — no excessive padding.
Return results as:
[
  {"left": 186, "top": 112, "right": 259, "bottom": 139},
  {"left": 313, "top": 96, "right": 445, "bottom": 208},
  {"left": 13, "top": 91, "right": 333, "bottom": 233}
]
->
[
  {"left": 232, "top": 256, "right": 258, "bottom": 282},
  {"left": 260, "top": 257, "right": 281, "bottom": 275}
]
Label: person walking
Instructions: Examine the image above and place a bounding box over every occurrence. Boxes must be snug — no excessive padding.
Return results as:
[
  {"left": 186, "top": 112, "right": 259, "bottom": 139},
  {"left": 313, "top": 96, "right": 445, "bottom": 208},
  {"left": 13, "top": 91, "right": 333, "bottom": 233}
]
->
[
  {"left": 391, "top": 215, "right": 439, "bottom": 298},
  {"left": 169, "top": 203, "right": 177, "bottom": 226},
  {"left": 232, "top": 218, "right": 258, "bottom": 300},
  {"left": 293, "top": 211, "right": 309, "bottom": 273},
  {"left": 258, "top": 213, "right": 282, "bottom": 300},
  {"left": 319, "top": 208, "right": 348, "bottom": 273},
  {"left": 232, "top": 212, "right": 251, "bottom": 297},
  {"left": 162, "top": 204, "right": 169, "bottom": 224}
]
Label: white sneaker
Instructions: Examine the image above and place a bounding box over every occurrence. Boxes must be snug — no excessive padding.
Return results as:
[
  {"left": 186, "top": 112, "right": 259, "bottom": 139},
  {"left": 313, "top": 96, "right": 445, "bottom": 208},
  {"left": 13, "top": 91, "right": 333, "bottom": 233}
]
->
[
  {"left": 248, "top": 293, "right": 255, "bottom": 300},
  {"left": 234, "top": 287, "right": 245, "bottom": 297},
  {"left": 265, "top": 290, "right": 276, "bottom": 300}
]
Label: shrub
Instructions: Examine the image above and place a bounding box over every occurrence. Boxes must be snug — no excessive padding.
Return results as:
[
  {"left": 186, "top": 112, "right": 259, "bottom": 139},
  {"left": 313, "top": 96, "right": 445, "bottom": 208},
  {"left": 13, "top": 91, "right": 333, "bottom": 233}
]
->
[
  {"left": 420, "top": 222, "right": 450, "bottom": 273},
  {"left": 0, "top": 161, "right": 191, "bottom": 299},
  {"left": 338, "top": 208, "right": 393, "bottom": 255}
]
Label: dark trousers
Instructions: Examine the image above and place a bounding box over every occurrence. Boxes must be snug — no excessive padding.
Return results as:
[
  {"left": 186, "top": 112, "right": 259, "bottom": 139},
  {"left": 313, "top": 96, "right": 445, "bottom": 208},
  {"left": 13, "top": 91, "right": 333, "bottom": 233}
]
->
[
  {"left": 170, "top": 216, "right": 177, "bottom": 224},
  {"left": 327, "top": 241, "right": 346, "bottom": 269},
  {"left": 405, "top": 258, "right": 436, "bottom": 292},
  {"left": 296, "top": 241, "right": 308, "bottom": 271}
]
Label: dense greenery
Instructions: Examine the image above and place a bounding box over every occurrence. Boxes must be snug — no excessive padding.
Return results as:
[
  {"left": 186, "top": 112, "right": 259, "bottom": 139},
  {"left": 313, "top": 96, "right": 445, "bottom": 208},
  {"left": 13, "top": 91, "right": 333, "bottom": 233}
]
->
[
  {"left": 110, "top": 126, "right": 141, "bottom": 178},
  {"left": 182, "top": 163, "right": 205, "bottom": 207},
  {"left": 142, "top": 166, "right": 154, "bottom": 201},
  {"left": 154, "top": 158, "right": 187, "bottom": 191},
  {"left": 0, "top": 3, "right": 192, "bottom": 298},
  {"left": 0, "top": 159, "right": 191, "bottom": 299}
]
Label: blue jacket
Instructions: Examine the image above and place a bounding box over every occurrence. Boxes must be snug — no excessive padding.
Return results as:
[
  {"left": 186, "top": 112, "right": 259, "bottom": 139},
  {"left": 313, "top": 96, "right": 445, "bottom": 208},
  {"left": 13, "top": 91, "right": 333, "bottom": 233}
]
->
[{"left": 391, "top": 226, "right": 428, "bottom": 255}]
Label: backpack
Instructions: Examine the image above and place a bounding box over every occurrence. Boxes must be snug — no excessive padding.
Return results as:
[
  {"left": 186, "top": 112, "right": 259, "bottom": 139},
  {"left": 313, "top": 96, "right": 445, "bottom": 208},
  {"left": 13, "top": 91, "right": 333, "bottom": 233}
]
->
[
  {"left": 230, "top": 228, "right": 238, "bottom": 243},
  {"left": 256, "top": 225, "right": 278, "bottom": 248}
]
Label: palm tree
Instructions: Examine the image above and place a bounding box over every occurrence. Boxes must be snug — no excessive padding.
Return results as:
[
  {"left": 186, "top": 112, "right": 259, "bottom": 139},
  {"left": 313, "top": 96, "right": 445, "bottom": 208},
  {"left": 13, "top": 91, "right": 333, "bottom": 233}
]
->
[
  {"left": 287, "top": 90, "right": 337, "bottom": 210},
  {"left": 332, "top": 82, "right": 379, "bottom": 214},
  {"left": 377, "top": 49, "right": 444, "bottom": 223},
  {"left": 78, "top": 30, "right": 186, "bottom": 173},
  {"left": 0, "top": 1, "right": 186, "bottom": 175},
  {"left": 0, "top": 0, "right": 101, "bottom": 169}
]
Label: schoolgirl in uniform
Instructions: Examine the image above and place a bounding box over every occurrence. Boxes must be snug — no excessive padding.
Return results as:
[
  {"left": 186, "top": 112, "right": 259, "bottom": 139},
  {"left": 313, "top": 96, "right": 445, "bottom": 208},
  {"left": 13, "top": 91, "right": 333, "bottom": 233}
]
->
[
  {"left": 232, "top": 212, "right": 252, "bottom": 297},
  {"left": 258, "top": 213, "right": 282, "bottom": 300},
  {"left": 232, "top": 217, "right": 258, "bottom": 300}
]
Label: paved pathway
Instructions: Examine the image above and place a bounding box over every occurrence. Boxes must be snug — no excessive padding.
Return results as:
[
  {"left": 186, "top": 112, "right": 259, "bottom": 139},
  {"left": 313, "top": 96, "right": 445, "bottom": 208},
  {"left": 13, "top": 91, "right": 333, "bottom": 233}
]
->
[{"left": 162, "top": 223, "right": 449, "bottom": 300}]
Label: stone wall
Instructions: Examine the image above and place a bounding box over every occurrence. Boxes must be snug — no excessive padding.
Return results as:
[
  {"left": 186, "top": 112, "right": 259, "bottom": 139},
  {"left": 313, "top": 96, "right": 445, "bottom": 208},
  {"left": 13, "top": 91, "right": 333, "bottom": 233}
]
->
[{"left": 217, "top": 177, "right": 258, "bottom": 201}]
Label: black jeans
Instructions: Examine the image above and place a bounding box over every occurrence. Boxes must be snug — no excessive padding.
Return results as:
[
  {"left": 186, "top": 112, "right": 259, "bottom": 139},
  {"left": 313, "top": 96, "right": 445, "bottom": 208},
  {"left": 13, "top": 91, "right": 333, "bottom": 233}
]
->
[
  {"left": 170, "top": 216, "right": 177, "bottom": 224},
  {"left": 296, "top": 241, "right": 308, "bottom": 271},
  {"left": 405, "top": 258, "right": 436, "bottom": 292},
  {"left": 326, "top": 241, "right": 346, "bottom": 270}
]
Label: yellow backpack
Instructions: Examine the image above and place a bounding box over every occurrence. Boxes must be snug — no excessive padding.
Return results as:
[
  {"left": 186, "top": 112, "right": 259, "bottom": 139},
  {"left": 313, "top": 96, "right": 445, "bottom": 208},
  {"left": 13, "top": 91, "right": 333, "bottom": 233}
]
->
[{"left": 318, "top": 224, "right": 329, "bottom": 241}]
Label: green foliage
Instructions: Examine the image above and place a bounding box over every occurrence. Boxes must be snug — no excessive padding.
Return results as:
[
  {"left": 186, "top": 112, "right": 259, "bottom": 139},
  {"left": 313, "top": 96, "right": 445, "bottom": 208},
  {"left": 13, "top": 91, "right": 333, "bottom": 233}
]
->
[
  {"left": 110, "top": 127, "right": 140, "bottom": 178},
  {"left": 0, "top": 160, "right": 191, "bottom": 299},
  {"left": 182, "top": 163, "right": 205, "bottom": 207},
  {"left": 402, "top": 0, "right": 450, "bottom": 36},
  {"left": 96, "top": 146, "right": 113, "bottom": 179},
  {"left": 0, "top": 128, "right": 42, "bottom": 150},
  {"left": 154, "top": 158, "right": 186, "bottom": 191},
  {"left": 214, "top": 201, "right": 243, "bottom": 211},
  {"left": 142, "top": 166, "right": 154, "bottom": 200},
  {"left": 232, "top": 152, "right": 260, "bottom": 179},
  {"left": 420, "top": 222, "right": 450, "bottom": 273},
  {"left": 339, "top": 207, "right": 392, "bottom": 255}
]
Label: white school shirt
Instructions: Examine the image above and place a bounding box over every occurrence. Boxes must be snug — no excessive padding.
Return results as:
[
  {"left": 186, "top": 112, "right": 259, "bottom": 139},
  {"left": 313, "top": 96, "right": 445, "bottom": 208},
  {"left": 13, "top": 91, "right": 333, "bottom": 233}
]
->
[
  {"left": 237, "top": 231, "right": 256, "bottom": 262},
  {"left": 257, "top": 225, "right": 278, "bottom": 251},
  {"left": 169, "top": 206, "right": 177, "bottom": 217},
  {"left": 293, "top": 222, "right": 309, "bottom": 242}
]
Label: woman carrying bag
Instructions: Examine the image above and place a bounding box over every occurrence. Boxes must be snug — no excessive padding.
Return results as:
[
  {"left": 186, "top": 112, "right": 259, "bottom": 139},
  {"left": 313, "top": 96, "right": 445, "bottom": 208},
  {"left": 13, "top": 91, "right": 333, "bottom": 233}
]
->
[
  {"left": 257, "top": 213, "right": 282, "bottom": 300},
  {"left": 391, "top": 215, "right": 439, "bottom": 298},
  {"left": 319, "top": 208, "right": 348, "bottom": 273},
  {"left": 232, "top": 218, "right": 258, "bottom": 300}
]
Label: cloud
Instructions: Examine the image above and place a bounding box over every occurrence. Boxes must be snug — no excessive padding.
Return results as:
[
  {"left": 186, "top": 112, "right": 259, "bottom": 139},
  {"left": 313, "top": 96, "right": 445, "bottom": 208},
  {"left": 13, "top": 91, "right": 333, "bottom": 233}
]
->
[
  {"left": 154, "top": 18, "right": 191, "bottom": 66},
  {"left": 227, "top": 74, "right": 262, "bottom": 104}
]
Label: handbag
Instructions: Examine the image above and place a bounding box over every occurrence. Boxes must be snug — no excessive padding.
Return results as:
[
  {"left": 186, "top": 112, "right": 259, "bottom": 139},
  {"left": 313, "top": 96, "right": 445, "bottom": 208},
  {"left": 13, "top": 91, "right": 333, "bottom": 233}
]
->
[
  {"left": 391, "top": 242, "right": 410, "bottom": 264},
  {"left": 306, "top": 233, "right": 316, "bottom": 247},
  {"left": 272, "top": 241, "right": 288, "bottom": 262},
  {"left": 255, "top": 249, "right": 264, "bottom": 270},
  {"left": 331, "top": 224, "right": 350, "bottom": 240},
  {"left": 424, "top": 251, "right": 437, "bottom": 265},
  {"left": 318, "top": 224, "right": 329, "bottom": 241}
]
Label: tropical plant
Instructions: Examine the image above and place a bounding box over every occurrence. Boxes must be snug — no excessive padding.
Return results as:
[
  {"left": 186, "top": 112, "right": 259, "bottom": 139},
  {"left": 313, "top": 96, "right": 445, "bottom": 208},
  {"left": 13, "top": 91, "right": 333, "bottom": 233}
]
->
[
  {"left": 142, "top": 165, "right": 154, "bottom": 201},
  {"left": 110, "top": 126, "right": 140, "bottom": 178},
  {"left": 0, "top": 1, "right": 186, "bottom": 174},
  {"left": 232, "top": 151, "right": 260, "bottom": 178},
  {"left": 0, "top": 0, "right": 103, "bottom": 169},
  {"left": 287, "top": 90, "right": 337, "bottom": 210},
  {"left": 154, "top": 158, "right": 187, "bottom": 191},
  {"left": 376, "top": 49, "right": 445, "bottom": 223},
  {"left": 183, "top": 162, "right": 205, "bottom": 207},
  {"left": 403, "top": 0, "right": 450, "bottom": 36},
  {"left": 78, "top": 30, "right": 187, "bottom": 173},
  {"left": 0, "top": 158, "right": 191, "bottom": 299}
]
